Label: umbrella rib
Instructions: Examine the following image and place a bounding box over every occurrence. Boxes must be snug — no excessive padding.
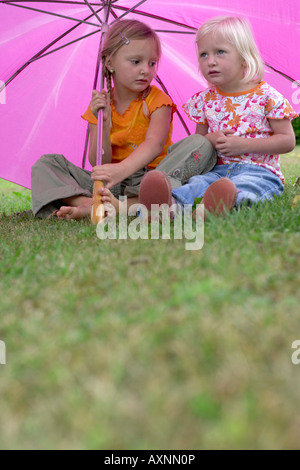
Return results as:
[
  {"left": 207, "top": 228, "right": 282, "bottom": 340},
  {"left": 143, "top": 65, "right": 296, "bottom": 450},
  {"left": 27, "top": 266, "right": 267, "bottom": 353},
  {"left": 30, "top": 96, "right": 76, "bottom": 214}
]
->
[
  {"left": 3, "top": 7, "right": 104, "bottom": 88},
  {"left": 264, "top": 62, "right": 299, "bottom": 85},
  {"left": 110, "top": 0, "right": 147, "bottom": 23},
  {"left": 0, "top": 0, "right": 103, "bottom": 4},
  {"left": 0, "top": 0, "right": 119, "bottom": 8},
  {"left": 82, "top": 0, "right": 114, "bottom": 169},
  {"left": 83, "top": 0, "right": 103, "bottom": 24},
  {"left": 108, "top": 7, "right": 194, "bottom": 35},
  {"left": 2, "top": 1, "right": 198, "bottom": 32},
  {"left": 103, "top": 0, "right": 113, "bottom": 23},
  {"left": 113, "top": 6, "right": 197, "bottom": 32},
  {"left": 155, "top": 75, "right": 191, "bottom": 137},
  {"left": 107, "top": 0, "right": 113, "bottom": 22},
  {"left": 3, "top": 1, "right": 101, "bottom": 27},
  {"left": 29, "top": 29, "right": 102, "bottom": 62},
  {"left": 155, "top": 30, "right": 195, "bottom": 35}
]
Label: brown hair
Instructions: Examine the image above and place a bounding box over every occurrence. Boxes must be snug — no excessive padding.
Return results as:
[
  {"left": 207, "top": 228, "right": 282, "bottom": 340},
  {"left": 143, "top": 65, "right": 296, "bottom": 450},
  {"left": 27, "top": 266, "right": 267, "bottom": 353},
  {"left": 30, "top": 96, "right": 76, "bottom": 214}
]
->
[{"left": 101, "top": 19, "right": 162, "bottom": 116}]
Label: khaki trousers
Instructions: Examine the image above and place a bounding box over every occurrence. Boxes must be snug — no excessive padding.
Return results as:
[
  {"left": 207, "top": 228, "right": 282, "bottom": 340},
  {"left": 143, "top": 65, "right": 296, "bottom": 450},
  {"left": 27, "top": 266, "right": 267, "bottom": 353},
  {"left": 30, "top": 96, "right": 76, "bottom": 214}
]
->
[{"left": 31, "top": 135, "right": 217, "bottom": 218}]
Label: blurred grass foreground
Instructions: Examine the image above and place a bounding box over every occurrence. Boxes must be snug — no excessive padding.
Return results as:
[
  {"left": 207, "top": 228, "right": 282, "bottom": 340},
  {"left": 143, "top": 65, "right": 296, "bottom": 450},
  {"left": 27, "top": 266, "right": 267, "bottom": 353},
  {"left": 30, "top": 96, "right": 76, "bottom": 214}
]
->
[{"left": 0, "top": 151, "right": 300, "bottom": 450}]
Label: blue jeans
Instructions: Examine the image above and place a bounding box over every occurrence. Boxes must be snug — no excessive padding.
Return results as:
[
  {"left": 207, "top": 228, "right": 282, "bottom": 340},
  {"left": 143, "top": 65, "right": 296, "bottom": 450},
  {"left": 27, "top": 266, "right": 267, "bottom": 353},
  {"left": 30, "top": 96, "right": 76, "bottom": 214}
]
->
[{"left": 172, "top": 163, "right": 284, "bottom": 207}]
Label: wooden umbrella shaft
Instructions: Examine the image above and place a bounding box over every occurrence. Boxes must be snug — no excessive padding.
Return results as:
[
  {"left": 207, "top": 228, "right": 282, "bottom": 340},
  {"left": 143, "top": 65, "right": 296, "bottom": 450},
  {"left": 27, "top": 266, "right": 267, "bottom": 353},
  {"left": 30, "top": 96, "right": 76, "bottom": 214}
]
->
[
  {"left": 91, "top": 23, "right": 108, "bottom": 225},
  {"left": 91, "top": 180, "right": 105, "bottom": 224}
]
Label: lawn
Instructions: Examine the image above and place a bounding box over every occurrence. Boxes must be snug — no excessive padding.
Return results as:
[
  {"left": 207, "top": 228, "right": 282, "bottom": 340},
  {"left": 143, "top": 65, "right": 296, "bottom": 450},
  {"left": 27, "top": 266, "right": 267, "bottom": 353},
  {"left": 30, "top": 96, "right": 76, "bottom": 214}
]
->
[{"left": 0, "top": 151, "right": 300, "bottom": 450}]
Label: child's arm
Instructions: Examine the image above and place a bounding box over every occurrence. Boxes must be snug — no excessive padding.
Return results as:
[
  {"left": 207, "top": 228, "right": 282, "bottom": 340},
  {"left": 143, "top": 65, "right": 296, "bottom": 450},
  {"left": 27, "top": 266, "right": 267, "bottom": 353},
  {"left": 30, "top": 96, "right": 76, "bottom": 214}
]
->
[
  {"left": 196, "top": 123, "right": 235, "bottom": 146},
  {"left": 92, "top": 106, "right": 173, "bottom": 188},
  {"left": 88, "top": 90, "right": 112, "bottom": 167},
  {"left": 196, "top": 123, "right": 209, "bottom": 136},
  {"left": 215, "top": 118, "right": 296, "bottom": 156}
]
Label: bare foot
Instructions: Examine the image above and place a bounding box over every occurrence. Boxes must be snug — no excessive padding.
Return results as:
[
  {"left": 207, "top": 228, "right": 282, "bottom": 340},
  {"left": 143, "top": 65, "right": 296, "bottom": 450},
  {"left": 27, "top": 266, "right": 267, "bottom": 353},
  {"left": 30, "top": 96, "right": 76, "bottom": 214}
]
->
[
  {"left": 99, "top": 187, "right": 139, "bottom": 215},
  {"left": 56, "top": 203, "right": 92, "bottom": 220}
]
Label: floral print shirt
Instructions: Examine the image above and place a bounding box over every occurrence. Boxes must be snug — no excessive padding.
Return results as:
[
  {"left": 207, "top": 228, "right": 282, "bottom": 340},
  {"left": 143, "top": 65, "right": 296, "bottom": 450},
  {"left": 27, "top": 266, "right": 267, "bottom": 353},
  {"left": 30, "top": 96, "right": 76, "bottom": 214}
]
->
[{"left": 184, "top": 81, "right": 298, "bottom": 183}]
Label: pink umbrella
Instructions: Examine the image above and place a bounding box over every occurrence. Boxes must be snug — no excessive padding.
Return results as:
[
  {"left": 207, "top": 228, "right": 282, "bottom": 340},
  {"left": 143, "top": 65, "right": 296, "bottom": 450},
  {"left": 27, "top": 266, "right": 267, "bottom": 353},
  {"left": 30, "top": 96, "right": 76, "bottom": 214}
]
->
[{"left": 0, "top": 0, "right": 299, "bottom": 189}]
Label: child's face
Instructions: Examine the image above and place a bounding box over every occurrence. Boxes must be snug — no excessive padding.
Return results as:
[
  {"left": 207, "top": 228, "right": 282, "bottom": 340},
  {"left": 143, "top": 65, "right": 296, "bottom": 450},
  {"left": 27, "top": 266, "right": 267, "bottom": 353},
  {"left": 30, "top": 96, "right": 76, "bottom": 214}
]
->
[
  {"left": 108, "top": 38, "right": 159, "bottom": 95},
  {"left": 197, "top": 32, "right": 246, "bottom": 93}
]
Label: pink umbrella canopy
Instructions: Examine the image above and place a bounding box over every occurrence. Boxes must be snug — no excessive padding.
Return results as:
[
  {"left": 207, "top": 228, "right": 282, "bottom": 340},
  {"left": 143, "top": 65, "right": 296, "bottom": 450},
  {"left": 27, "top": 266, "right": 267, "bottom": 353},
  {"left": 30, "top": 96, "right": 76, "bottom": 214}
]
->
[{"left": 0, "top": 0, "right": 299, "bottom": 189}]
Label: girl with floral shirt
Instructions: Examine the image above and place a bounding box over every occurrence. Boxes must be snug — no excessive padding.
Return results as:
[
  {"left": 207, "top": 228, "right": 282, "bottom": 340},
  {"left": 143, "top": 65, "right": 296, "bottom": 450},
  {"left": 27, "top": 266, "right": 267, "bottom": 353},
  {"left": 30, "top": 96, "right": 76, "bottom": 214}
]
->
[{"left": 139, "top": 16, "right": 298, "bottom": 216}]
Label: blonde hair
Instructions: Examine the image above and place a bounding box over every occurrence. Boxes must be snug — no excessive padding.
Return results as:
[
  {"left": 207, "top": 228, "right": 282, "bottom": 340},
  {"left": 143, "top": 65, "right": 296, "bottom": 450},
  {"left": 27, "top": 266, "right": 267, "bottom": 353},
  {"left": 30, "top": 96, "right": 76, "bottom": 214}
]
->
[
  {"left": 101, "top": 19, "right": 162, "bottom": 117},
  {"left": 196, "top": 16, "right": 265, "bottom": 83}
]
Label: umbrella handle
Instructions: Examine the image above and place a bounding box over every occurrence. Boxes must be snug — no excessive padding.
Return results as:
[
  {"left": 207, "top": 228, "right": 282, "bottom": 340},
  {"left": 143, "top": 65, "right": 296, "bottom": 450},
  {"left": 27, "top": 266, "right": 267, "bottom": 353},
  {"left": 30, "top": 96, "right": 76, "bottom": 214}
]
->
[
  {"left": 91, "top": 180, "right": 105, "bottom": 225},
  {"left": 90, "top": 22, "right": 108, "bottom": 226},
  {"left": 91, "top": 105, "right": 105, "bottom": 225}
]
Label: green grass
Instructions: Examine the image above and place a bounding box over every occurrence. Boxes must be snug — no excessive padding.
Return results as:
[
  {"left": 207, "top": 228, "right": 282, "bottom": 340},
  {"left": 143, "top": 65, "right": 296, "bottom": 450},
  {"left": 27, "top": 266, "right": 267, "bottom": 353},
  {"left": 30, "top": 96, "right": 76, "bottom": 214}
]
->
[
  {"left": 0, "top": 152, "right": 300, "bottom": 450},
  {"left": 0, "top": 179, "right": 32, "bottom": 214}
]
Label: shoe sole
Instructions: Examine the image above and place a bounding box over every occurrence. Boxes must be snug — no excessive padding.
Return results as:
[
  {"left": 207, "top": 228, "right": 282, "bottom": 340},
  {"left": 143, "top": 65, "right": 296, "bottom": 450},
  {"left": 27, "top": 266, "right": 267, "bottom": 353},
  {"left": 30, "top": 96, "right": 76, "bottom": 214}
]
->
[
  {"left": 139, "top": 171, "right": 172, "bottom": 211},
  {"left": 203, "top": 177, "right": 237, "bottom": 215}
]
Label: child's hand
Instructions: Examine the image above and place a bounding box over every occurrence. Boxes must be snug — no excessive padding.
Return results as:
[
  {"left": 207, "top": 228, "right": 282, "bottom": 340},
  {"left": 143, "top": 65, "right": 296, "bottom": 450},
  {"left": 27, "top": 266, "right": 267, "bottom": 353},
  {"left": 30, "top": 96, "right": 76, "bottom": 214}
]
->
[
  {"left": 90, "top": 90, "right": 110, "bottom": 122},
  {"left": 215, "top": 131, "right": 245, "bottom": 156},
  {"left": 92, "top": 162, "right": 126, "bottom": 189},
  {"left": 206, "top": 129, "right": 235, "bottom": 148}
]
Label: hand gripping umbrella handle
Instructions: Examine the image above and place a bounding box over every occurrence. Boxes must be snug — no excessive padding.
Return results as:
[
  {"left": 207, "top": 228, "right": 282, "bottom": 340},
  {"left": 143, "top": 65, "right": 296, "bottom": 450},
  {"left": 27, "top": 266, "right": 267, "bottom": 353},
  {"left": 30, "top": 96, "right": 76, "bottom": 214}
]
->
[{"left": 91, "top": 23, "right": 109, "bottom": 226}]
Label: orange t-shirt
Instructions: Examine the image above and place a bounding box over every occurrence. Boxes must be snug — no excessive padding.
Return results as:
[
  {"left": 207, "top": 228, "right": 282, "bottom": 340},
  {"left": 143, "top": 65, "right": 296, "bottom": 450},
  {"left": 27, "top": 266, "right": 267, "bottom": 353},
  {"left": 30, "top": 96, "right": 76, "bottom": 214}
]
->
[{"left": 81, "top": 85, "right": 176, "bottom": 168}]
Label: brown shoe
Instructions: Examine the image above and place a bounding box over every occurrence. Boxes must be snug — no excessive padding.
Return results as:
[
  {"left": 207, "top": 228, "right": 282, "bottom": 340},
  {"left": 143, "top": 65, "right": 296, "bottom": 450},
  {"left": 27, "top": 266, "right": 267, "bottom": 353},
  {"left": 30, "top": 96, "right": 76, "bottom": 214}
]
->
[
  {"left": 139, "top": 170, "right": 173, "bottom": 211},
  {"left": 203, "top": 177, "right": 237, "bottom": 215}
]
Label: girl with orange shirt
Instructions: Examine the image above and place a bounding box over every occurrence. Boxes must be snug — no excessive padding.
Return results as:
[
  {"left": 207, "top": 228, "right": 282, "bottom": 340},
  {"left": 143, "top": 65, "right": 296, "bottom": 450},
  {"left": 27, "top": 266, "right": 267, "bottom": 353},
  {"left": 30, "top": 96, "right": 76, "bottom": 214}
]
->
[
  {"left": 32, "top": 19, "right": 217, "bottom": 220},
  {"left": 31, "top": 20, "right": 176, "bottom": 219}
]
